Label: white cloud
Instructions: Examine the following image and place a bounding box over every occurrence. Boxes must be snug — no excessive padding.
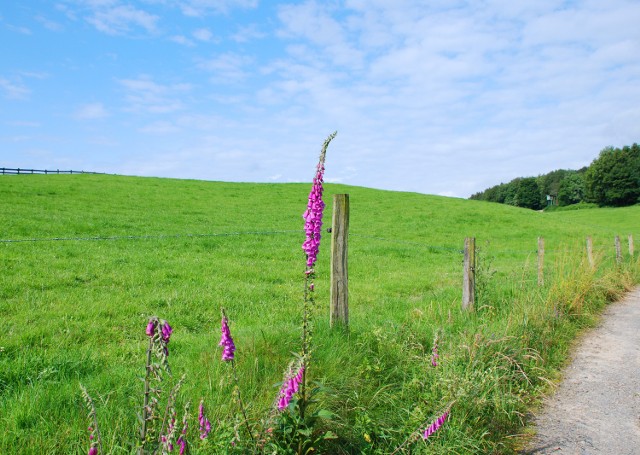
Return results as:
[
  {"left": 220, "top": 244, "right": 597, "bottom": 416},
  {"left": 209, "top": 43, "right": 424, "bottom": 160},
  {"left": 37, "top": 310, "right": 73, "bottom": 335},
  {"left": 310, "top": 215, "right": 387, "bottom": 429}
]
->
[
  {"left": 197, "top": 53, "right": 253, "bottom": 82},
  {"left": 6, "top": 24, "right": 32, "bottom": 35},
  {"left": 139, "top": 120, "right": 181, "bottom": 134},
  {"left": 176, "top": 0, "right": 258, "bottom": 17},
  {"left": 88, "top": 135, "right": 119, "bottom": 146},
  {"left": 277, "top": 2, "right": 363, "bottom": 67},
  {"left": 0, "top": 77, "right": 30, "bottom": 99},
  {"left": 86, "top": 4, "right": 158, "bottom": 34},
  {"left": 74, "top": 102, "right": 109, "bottom": 120},
  {"left": 35, "top": 15, "right": 64, "bottom": 31},
  {"left": 170, "top": 35, "right": 195, "bottom": 46},
  {"left": 231, "top": 24, "right": 265, "bottom": 42},
  {"left": 6, "top": 121, "right": 41, "bottom": 127},
  {"left": 118, "top": 76, "right": 192, "bottom": 114},
  {"left": 192, "top": 27, "right": 213, "bottom": 42}
]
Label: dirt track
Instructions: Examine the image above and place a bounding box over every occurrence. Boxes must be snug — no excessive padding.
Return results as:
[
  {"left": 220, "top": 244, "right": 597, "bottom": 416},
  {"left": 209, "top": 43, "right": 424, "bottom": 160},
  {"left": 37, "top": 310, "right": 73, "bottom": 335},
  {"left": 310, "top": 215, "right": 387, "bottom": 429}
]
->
[{"left": 523, "top": 287, "right": 640, "bottom": 454}]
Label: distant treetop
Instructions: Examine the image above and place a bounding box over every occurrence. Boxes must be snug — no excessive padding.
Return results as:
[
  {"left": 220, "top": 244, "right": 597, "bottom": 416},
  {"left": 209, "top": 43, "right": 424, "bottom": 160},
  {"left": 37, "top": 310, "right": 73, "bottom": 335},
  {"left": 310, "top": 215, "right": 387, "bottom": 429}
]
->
[{"left": 469, "top": 143, "right": 639, "bottom": 209}]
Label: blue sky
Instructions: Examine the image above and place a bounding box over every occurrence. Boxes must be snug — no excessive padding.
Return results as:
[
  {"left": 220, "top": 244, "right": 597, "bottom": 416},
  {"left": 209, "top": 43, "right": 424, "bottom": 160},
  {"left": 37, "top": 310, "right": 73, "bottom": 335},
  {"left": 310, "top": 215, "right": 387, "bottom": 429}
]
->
[{"left": 1, "top": 0, "right": 639, "bottom": 197}]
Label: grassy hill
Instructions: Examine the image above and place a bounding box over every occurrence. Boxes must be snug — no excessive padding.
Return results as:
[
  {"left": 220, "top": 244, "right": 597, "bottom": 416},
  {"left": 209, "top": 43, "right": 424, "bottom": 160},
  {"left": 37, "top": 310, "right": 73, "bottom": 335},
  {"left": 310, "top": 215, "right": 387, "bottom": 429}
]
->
[{"left": 1, "top": 174, "right": 639, "bottom": 454}]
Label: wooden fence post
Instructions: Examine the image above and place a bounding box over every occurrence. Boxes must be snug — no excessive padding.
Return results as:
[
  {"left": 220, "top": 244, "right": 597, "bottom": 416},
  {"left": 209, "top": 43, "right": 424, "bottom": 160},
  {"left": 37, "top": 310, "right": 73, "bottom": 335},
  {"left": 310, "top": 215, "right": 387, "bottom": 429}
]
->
[
  {"left": 629, "top": 234, "right": 634, "bottom": 257},
  {"left": 462, "top": 237, "right": 476, "bottom": 310},
  {"left": 537, "top": 237, "right": 545, "bottom": 286},
  {"left": 615, "top": 235, "right": 621, "bottom": 264},
  {"left": 586, "top": 236, "right": 594, "bottom": 268},
  {"left": 330, "top": 194, "right": 349, "bottom": 329}
]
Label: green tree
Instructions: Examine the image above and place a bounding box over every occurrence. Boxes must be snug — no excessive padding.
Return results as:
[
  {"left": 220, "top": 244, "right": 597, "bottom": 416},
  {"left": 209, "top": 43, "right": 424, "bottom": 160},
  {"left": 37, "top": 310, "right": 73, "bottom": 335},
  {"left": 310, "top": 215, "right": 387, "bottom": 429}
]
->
[
  {"left": 584, "top": 144, "right": 640, "bottom": 206},
  {"left": 557, "top": 171, "right": 585, "bottom": 206},
  {"left": 538, "top": 169, "right": 570, "bottom": 206},
  {"left": 515, "top": 177, "right": 543, "bottom": 210}
]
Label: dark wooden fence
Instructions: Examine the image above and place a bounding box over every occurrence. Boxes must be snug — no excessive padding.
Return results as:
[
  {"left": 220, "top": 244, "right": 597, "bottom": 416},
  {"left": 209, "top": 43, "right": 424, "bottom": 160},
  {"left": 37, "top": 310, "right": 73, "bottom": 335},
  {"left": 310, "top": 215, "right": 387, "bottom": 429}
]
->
[{"left": 0, "top": 168, "right": 105, "bottom": 175}]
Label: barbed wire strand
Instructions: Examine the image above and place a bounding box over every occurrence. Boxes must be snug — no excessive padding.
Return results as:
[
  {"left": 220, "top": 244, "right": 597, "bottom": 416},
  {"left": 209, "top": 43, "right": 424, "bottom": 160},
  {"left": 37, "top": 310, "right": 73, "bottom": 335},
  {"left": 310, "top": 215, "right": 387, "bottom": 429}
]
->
[
  {"left": 0, "top": 230, "right": 302, "bottom": 244},
  {"left": 1, "top": 230, "right": 636, "bottom": 259}
]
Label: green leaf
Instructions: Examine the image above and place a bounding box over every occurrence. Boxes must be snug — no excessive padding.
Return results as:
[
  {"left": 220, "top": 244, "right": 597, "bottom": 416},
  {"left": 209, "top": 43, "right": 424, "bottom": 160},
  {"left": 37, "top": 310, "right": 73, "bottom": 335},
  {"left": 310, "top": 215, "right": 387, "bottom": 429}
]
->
[{"left": 314, "top": 409, "right": 334, "bottom": 420}]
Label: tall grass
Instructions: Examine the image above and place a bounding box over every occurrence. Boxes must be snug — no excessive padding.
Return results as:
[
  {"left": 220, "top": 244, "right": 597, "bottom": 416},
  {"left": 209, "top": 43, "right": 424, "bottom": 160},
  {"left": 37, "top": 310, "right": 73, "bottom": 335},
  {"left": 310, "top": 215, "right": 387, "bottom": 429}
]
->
[{"left": 1, "top": 175, "right": 639, "bottom": 453}]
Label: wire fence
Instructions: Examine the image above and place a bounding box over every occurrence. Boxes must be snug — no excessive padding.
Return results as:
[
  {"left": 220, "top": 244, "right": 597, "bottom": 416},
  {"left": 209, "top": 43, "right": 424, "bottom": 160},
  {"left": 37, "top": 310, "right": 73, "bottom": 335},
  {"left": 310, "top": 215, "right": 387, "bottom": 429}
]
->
[
  {"left": 1, "top": 229, "right": 633, "bottom": 259},
  {"left": 2, "top": 225, "right": 637, "bottom": 316},
  {"left": 0, "top": 230, "right": 301, "bottom": 244}
]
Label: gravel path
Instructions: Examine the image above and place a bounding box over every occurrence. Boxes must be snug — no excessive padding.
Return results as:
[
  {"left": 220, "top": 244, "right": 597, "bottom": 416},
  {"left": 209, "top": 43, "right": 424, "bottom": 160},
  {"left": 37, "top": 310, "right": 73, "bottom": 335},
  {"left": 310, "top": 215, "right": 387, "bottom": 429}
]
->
[{"left": 523, "top": 287, "right": 640, "bottom": 455}]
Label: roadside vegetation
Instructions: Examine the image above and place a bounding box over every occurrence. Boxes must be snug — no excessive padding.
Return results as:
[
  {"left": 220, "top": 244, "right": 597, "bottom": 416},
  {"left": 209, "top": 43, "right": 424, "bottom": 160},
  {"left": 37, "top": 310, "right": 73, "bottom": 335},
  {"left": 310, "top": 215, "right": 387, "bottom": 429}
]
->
[{"left": 1, "top": 172, "right": 639, "bottom": 453}]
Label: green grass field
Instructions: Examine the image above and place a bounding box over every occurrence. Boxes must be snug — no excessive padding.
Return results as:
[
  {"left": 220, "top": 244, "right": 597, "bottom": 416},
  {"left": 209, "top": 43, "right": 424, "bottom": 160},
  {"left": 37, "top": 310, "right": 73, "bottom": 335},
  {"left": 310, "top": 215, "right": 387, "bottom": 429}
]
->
[{"left": 1, "top": 174, "right": 639, "bottom": 454}]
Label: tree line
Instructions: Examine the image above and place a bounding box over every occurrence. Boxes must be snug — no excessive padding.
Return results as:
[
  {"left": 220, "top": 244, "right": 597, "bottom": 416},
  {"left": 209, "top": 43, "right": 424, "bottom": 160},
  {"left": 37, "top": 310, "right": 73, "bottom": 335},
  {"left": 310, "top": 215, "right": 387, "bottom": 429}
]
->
[{"left": 469, "top": 143, "right": 640, "bottom": 209}]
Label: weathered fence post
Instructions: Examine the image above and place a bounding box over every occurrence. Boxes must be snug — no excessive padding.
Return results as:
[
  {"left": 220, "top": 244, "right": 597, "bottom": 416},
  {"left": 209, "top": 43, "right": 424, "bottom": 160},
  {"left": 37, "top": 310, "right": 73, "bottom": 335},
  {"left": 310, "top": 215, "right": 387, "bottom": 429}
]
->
[
  {"left": 629, "top": 234, "right": 634, "bottom": 257},
  {"left": 330, "top": 194, "right": 349, "bottom": 329},
  {"left": 615, "top": 235, "right": 622, "bottom": 264},
  {"left": 537, "top": 236, "right": 545, "bottom": 286},
  {"left": 586, "top": 236, "right": 594, "bottom": 268},
  {"left": 462, "top": 237, "right": 476, "bottom": 310}
]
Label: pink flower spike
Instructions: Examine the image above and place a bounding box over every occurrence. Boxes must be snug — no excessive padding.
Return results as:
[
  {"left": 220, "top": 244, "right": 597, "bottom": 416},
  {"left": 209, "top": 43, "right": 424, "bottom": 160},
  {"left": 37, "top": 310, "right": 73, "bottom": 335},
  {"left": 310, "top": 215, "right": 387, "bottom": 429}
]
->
[
  {"left": 88, "top": 447, "right": 98, "bottom": 455},
  {"left": 422, "top": 411, "right": 449, "bottom": 440},
  {"left": 219, "top": 315, "right": 236, "bottom": 361},
  {"left": 277, "top": 364, "right": 305, "bottom": 411},
  {"left": 302, "top": 134, "right": 335, "bottom": 268},
  {"left": 161, "top": 322, "right": 172, "bottom": 343},
  {"left": 431, "top": 336, "right": 439, "bottom": 367},
  {"left": 145, "top": 320, "right": 155, "bottom": 337},
  {"left": 198, "top": 400, "right": 211, "bottom": 440},
  {"left": 177, "top": 436, "right": 186, "bottom": 455}
]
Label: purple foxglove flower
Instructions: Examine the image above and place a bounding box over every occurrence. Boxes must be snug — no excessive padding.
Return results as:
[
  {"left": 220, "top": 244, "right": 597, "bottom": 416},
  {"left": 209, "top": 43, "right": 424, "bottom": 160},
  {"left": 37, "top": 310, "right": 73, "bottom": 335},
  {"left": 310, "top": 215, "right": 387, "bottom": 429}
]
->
[
  {"left": 161, "top": 321, "right": 172, "bottom": 343},
  {"left": 176, "top": 410, "right": 188, "bottom": 455},
  {"left": 88, "top": 447, "right": 97, "bottom": 455},
  {"left": 431, "top": 335, "right": 439, "bottom": 367},
  {"left": 422, "top": 411, "right": 449, "bottom": 440},
  {"left": 198, "top": 400, "right": 211, "bottom": 440},
  {"left": 177, "top": 436, "right": 186, "bottom": 455},
  {"left": 145, "top": 320, "right": 155, "bottom": 337},
  {"left": 277, "top": 366, "right": 305, "bottom": 410},
  {"left": 219, "top": 316, "right": 236, "bottom": 361},
  {"left": 302, "top": 162, "right": 327, "bottom": 268}
]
